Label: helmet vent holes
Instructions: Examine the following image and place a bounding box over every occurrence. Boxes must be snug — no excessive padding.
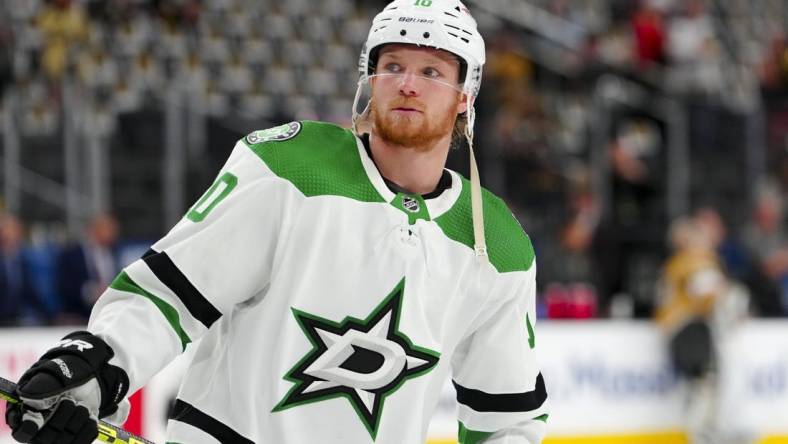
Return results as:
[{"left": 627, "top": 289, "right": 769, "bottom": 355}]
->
[
  {"left": 423, "top": 32, "right": 430, "bottom": 39},
  {"left": 400, "top": 29, "right": 407, "bottom": 36},
  {"left": 444, "top": 12, "right": 458, "bottom": 18}
]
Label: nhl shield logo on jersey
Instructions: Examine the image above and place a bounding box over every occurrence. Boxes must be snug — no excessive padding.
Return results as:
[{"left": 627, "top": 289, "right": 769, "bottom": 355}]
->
[
  {"left": 402, "top": 196, "right": 420, "bottom": 213},
  {"left": 273, "top": 278, "right": 440, "bottom": 439},
  {"left": 246, "top": 121, "right": 302, "bottom": 145}
]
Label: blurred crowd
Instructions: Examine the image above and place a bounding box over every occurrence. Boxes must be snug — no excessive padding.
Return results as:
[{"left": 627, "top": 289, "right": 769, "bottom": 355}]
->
[
  {"left": 479, "top": 0, "right": 788, "bottom": 319},
  {"left": 0, "top": 0, "right": 787, "bottom": 326},
  {"left": 0, "top": 0, "right": 383, "bottom": 133},
  {"left": 0, "top": 212, "right": 123, "bottom": 326}
]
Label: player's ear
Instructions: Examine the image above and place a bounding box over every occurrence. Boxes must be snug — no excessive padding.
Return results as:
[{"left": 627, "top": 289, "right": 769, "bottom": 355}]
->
[{"left": 456, "top": 93, "right": 469, "bottom": 115}]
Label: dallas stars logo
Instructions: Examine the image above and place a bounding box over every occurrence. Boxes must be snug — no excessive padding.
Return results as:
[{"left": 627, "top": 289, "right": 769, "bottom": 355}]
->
[{"left": 273, "top": 278, "right": 440, "bottom": 439}]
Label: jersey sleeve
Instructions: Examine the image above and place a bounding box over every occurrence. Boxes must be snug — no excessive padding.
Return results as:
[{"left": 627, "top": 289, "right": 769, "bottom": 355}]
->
[
  {"left": 451, "top": 264, "right": 549, "bottom": 444},
  {"left": 88, "top": 137, "right": 289, "bottom": 393}
]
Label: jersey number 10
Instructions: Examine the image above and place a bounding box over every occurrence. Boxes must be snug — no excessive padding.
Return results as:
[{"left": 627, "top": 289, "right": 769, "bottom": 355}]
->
[{"left": 187, "top": 172, "right": 238, "bottom": 223}]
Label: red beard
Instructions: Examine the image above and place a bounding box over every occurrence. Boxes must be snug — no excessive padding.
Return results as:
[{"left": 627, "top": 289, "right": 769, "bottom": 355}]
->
[{"left": 370, "top": 96, "right": 458, "bottom": 152}]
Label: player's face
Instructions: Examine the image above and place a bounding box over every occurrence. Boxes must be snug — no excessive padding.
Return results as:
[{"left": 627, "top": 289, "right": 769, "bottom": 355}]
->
[{"left": 370, "top": 45, "right": 467, "bottom": 151}]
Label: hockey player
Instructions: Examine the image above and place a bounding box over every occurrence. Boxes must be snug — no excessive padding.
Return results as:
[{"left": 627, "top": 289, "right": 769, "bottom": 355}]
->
[{"left": 4, "top": 1, "right": 549, "bottom": 443}]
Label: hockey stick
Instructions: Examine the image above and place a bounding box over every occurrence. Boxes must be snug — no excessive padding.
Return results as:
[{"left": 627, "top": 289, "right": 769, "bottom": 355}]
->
[{"left": 0, "top": 376, "right": 154, "bottom": 444}]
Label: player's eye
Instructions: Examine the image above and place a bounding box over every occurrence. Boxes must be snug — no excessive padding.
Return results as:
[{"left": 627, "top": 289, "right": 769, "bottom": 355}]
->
[
  {"left": 382, "top": 62, "right": 402, "bottom": 73},
  {"left": 423, "top": 67, "right": 442, "bottom": 79}
]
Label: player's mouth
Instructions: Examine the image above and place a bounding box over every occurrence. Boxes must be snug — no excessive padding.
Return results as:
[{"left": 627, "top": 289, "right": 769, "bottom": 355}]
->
[{"left": 392, "top": 107, "right": 422, "bottom": 114}]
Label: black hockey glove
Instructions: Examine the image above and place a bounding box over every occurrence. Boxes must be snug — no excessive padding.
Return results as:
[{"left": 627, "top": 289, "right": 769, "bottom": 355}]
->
[{"left": 4, "top": 331, "right": 130, "bottom": 444}]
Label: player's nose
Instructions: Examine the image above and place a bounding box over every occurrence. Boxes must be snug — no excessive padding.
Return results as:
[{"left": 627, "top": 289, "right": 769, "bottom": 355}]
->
[{"left": 397, "top": 73, "right": 421, "bottom": 97}]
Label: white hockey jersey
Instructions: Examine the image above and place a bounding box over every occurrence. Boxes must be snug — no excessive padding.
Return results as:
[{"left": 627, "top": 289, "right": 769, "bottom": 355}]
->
[{"left": 88, "top": 121, "right": 548, "bottom": 443}]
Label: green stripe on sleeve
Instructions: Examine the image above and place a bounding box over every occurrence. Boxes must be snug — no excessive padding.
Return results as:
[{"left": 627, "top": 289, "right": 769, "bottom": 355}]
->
[
  {"left": 458, "top": 422, "right": 494, "bottom": 444},
  {"left": 110, "top": 271, "right": 192, "bottom": 351},
  {"left": 458, "top": 415, "right": 548, "bottom": 443}
]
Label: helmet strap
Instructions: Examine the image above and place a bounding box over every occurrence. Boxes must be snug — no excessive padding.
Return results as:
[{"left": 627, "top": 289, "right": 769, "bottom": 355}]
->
[
  {"left": 465, "top": 95, "right": 487, "bottom": 262},
  {"left": 351, "top": 78, "right": 370, "bottom": 136}
]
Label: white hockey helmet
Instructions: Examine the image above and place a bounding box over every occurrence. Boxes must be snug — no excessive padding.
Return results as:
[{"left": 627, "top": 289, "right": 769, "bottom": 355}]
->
[{"left": 357, "top": 0, "right": 486, "bottom": 97}]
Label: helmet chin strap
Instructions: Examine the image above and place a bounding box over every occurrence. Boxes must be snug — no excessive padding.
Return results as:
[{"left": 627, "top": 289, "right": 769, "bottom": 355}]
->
[
  {"left": 351, "top": 78, "right": 369, "bottom": 137},
  {"left": 465, "top": 94, "right": 488, "bottom": 263}
]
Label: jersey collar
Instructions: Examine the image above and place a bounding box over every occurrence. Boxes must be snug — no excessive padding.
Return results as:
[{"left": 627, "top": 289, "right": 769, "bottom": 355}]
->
[{"left": 354, "top": 134, "right": 462, "bottom": 220}]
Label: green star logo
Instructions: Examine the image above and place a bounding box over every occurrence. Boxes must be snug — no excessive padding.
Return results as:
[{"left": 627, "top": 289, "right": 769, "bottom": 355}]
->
[{"left": 273, "top": 278, "right": 440, "bottom": 439}]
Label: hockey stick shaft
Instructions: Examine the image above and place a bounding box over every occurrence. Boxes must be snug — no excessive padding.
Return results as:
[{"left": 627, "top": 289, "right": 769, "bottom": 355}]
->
[{"left": 0, "top": 376, "right": 154, "bottom": 444}]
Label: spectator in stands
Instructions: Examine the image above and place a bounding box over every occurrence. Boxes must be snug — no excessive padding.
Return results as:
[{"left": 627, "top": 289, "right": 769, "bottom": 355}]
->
[
  {"left": 54, "top": 213, "right": 120, "bottom": 324},
  {"left": 36, "top": 0, "right": 89, "bottom": 81},
  {"left": 759, "top": 33, "right": 788, "bottom": 91},
  {"left": 593, "top": 120, "right": 664, "bottom": 317},
  {"left": 665, "top": 0, "right": 722, "bottom": 95},
  {"left": 487, "top": 31, "right": 533, "bottom": 94},
  {"left": 545, "top": 209, "right": 601, "bottom": 319},
  {"left": 655, "top": 216, "right": 728, "bottom": 444},
  {"left": 594, "top": 24, "right": 634, "bottom": 68},
  {"left": 694, "top": 205, "right": 782, "bottom": 317},
  {"left": 0, "top": 214, "right": 45, "bottom": 326},
  {"left": 631, "top": 0, "right": 666, "bottom": 69},
  {"left": 742, "top": 180, "right": 788, "bottom": 316},
  {"left": 694, "top": 207, "right": 743, "bottom": 270},
  {"left": 558, "top": 180, "right": 598, "bottom": 285}
]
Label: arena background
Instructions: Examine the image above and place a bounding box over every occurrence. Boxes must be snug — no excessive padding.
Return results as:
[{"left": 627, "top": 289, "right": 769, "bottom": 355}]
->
[{"left": 0, "top": 0, "right": 787, "bottom": 443}]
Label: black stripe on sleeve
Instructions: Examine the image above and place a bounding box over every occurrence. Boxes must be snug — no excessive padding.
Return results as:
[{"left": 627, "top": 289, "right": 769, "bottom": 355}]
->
[
  {"left": 142, "top": 250, "right": 222, "bottom": 328},
  {"left": 170, "top": 399, "right": 255, "bottom": 444},
  {"left": 141, "top": 248, "right": 157, "bottom": 259},
  {"left": 453, "top": 373, "right": 547, "bottom": 413}
]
